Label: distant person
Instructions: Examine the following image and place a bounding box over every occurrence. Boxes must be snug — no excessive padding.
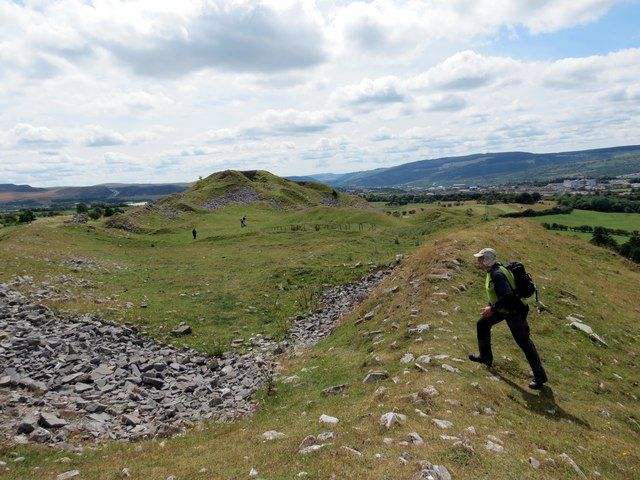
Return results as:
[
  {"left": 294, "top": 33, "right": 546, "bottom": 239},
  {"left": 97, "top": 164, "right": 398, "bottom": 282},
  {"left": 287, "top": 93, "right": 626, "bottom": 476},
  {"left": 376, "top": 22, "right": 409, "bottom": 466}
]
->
[
  {"left": 468, "top": 247, "right": 548, "bottom": 390},
  {"left": 192, "top": 228, "right": 197, "bottom": 240},
  {"left": 240, "top": 215, "right": 246, "bottom": 227}
]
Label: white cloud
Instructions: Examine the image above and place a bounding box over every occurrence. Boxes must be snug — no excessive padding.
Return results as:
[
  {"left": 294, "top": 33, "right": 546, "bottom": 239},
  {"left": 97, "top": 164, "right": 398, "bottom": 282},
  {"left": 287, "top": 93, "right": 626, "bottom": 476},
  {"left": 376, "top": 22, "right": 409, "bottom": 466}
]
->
[
  {"left": 10, "top": 123, "right": 70, "bottom": 147},
  {"left": 406, "top": 50, "right": 522, "bottom": 91},
  {"left": 332, "top": 76, "right": 405, "bottom": 107},
  {"left": 83, "top": 125, "right": 127, "bottom": 147},
  {"left": 422, "top": 93, "right": 468, "bottom": 112},
  {"left": 187, "top": 108, "right": 351, "bottom": 145},
  {"left": 330, "top": 0, "right": 621, "bottom": 57},
  {"left": 1, "top": 1, "right": 638, "bottom": 186}
]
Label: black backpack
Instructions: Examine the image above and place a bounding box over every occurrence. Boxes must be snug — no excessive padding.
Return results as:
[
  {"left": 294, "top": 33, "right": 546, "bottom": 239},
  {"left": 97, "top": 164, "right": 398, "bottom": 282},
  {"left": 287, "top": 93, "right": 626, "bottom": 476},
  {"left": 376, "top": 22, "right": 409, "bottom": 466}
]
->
[{"left": 504, "top": 262, "right": 538, "bottom": 301}]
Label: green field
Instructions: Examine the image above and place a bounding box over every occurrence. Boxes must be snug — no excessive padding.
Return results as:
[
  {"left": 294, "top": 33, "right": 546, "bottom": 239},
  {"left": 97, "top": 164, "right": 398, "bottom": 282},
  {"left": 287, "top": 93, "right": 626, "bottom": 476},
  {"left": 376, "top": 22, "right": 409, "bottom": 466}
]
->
[{"left": 532, "top": 209, "right": 640, "bottom": 243}]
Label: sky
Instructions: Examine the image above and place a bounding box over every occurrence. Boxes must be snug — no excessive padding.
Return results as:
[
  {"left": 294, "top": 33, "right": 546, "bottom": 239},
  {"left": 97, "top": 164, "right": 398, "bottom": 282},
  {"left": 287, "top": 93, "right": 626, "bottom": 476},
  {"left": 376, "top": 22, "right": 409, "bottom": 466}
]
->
[{"left": 1, "top": 0, "right": 639, "bottom": 187}]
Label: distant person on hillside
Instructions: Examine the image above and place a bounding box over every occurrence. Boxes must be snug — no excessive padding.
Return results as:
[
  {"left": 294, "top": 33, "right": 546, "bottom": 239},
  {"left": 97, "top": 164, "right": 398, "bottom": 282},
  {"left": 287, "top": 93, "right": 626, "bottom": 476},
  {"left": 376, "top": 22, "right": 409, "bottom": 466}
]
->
[
  {"left": 468, "top": 247, "right": 548, "bottom": 390},
  {"left": 192, "top": 228, "right": 197, "bottom": 240},
  {"left": 240, "top": 215, "right": 246, "bottom": 227}
]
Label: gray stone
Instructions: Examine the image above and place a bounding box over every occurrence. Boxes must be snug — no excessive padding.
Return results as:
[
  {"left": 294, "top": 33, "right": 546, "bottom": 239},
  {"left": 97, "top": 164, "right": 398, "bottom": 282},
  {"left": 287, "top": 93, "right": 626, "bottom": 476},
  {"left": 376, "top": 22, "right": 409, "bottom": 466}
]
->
[
  {"left": 57, "top": 470, "right": 81, "bottom": 480},
  {"left": 39, "top": 412, "right": 68, "bottom": 429},
  {"left": 170, "top": 324, "right": 192, "bottom": 336},
  {"left": 408, "top": 324, "right": 431, "bottom": 335},
  {"left": 380, "top": 412, "right": 406, "bottom": 428},
  {"left": 559, "top": 453, "right": 587, "bottom": 479},
  {"left": 363, "top": 371, "right": 388, "bottom": 383},
  {"left": 262, "top": 430, "right": 285, "bottom": 441},
  {"left": 322, "top": 384, "right": 348, "bottom": 395},
  {"left": 30, "top": 427, "right": 53, "bottom": 443},
  {"left": 123, "top": 414, "right": 142, "bottom": 426},
  {"left": 17, "top": 417, "right": 38, "bottom": 434},
  {"left": 432, "top": 419, "right": 453, "bottom": 429}
]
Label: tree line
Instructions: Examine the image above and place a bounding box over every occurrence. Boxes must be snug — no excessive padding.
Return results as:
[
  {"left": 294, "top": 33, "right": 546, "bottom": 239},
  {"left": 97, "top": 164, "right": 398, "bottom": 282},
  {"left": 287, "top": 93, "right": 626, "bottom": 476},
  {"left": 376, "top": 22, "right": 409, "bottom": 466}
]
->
[
  {"left": 557, "top": 193, "right": 640, "bottom": 213},
  {"left": 542, "top": 222, "right": 637, "bottom": 238},
  {"left": 1, "top": 203, "right": 125, "bottom": 227},
  {"left": 364, "top": 191, "right": 542, "bottom": 206}
]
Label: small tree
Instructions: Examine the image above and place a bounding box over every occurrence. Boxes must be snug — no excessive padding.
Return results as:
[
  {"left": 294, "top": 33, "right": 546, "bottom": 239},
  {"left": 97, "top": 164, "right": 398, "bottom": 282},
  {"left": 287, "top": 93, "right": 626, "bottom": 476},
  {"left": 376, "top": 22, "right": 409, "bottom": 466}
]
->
[
  {"left": 104, "top": 206, "right": 115, "bottom": 217},
  {"left": 619, "top": 233, "right": 640, "bottom": 263},
  {"left": 331, "top": 189, "right": 339, "bottom": 200},
  {"left": 88, "top": 209, "right": 102, "bottom": 220},
  {"left": 76, "top": 203, "right": 88, "bottom": 214},
  {"left": 590, "top": 227, "right": 618, "bottom": 250},
  {"left": 18, "top": 210, "right": 36, "bottom": 223}
]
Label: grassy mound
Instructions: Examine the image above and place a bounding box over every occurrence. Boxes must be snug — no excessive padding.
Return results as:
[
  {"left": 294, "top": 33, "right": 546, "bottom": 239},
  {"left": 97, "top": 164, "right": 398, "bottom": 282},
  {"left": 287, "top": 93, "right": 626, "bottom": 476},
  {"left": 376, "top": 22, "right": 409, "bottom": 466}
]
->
[
  {"left": 159, "top": 170, "right": 367, "bottom": 211},
  {"left": 104, "top": 170, "right": 370, "bottom": 233},
  {"left": 3, "top": 217, "right": 638, "bottom": 479}
]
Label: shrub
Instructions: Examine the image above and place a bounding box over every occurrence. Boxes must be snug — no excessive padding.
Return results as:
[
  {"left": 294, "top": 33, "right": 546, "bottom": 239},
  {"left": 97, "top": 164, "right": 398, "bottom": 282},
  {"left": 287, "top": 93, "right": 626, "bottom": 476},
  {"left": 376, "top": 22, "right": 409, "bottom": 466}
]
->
[{"left": 18, "top": 210, "right": 36, "bottom": 223}]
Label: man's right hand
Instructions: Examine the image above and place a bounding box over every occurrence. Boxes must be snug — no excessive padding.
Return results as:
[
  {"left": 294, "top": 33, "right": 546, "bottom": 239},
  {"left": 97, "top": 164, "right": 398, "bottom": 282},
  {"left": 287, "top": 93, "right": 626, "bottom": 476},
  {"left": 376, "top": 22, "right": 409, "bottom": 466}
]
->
[{"left": 481, "top": 306, "right": 493, "bottom": 318}]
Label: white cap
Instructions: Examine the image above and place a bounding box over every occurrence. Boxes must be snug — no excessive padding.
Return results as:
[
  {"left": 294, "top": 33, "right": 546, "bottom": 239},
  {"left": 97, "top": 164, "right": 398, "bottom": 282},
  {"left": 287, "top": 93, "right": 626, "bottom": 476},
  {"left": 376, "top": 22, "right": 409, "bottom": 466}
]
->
[{"left": 473, "top": 247, "right": 497, "bottom": 265}]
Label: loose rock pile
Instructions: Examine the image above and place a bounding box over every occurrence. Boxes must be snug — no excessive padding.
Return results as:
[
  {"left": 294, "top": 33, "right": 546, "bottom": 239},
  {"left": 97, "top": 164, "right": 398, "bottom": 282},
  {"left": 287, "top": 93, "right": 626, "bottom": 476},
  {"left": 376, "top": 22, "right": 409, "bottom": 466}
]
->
[
  {"left": 0, "top": 285, "right": 271, "bottom": 447},
  {"left": 0, "top": 267, "right": 391, "bottom": 448},
  {"left": 203, "top": 187, "right": 262, "bottom": 211},
  {"left": 284, "top": 269, "right": 390, "bottom": 349}
]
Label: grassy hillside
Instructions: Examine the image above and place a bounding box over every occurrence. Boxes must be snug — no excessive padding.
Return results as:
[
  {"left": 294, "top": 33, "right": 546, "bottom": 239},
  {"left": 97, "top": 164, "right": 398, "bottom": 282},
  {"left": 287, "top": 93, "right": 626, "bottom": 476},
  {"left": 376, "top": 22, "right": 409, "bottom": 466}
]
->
[
  {"left": 0, "top": 200, "right": 478, "bottom": 352},
  {"left": 532, "top": 209, "right": 640, "bottom": 243},
  {"left": 2, "top": 216, "right": 638, "bottom": 479}
]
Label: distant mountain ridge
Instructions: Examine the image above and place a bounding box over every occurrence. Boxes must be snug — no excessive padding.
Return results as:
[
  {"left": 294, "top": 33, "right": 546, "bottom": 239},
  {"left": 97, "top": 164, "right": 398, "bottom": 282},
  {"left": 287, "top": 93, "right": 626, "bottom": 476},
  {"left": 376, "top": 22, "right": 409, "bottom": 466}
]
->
[
  {"left": 3, "top": 144, "right": 640, "bottom": 209},
  {"left": 0, "top": 182, "right": 190, "bottom": 209},
  {"left": 292, "top": 145, "right": 640, "bottom": 187}
]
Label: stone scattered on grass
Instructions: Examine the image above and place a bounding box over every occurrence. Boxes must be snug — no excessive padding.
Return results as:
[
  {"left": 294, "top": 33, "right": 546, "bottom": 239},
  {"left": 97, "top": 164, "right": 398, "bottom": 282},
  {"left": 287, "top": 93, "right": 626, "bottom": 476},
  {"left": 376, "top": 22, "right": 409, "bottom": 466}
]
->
[
  {"left": 380, "top": 412, "right": 407, "bottom": 428},
  {"left": 441, "top": 364, "right": 460, "bottom": 373},
  {"left": 262, "top": 430, "right": 285, "bottom": 441},
  {"left": 407, "top": 432, "right": 425, "bottom": 446},
  {"left": 486, "top": 441, "right": 504, "bottom": 453},
  {"left": 319, "top": 414, "right": 339, "bottom": 426},
  {"left": 322, "top": 384, "right": 348, "bottom": 395},
  {"left": 56, "top": 471, "right": 81, "bottom": 480},
  {"left": 363, "top": 371, "right": 389, "bottom": 383},
  {"left": 559, "top": 453, "right": 587, "bottom": 479},
  {"left": 432, "top": 419, "right": 453, "bottom": 429}
]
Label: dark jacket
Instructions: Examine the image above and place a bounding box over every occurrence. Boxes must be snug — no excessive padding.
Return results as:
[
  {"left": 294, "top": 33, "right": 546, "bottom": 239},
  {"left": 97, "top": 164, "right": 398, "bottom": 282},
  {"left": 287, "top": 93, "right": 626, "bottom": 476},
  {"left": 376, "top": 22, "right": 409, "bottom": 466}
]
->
[{"left": 489, "top": 264, "right": 526, "bottom": 314}]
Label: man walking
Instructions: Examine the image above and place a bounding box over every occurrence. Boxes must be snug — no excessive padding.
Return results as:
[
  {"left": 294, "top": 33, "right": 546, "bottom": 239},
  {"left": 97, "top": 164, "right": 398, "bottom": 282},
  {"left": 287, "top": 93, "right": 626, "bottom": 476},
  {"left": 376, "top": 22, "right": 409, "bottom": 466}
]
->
[{"left": 469, "top": 248, "right": 548, "bottom": 389}]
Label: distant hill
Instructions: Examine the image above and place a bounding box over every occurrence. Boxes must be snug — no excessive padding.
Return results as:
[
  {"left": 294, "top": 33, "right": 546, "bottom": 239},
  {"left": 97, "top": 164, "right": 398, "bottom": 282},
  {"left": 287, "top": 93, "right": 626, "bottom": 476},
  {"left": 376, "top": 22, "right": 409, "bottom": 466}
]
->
[
  {"left": 104, "top": 170, "right": 370, "bottom": 232},
  {"left": 0, "top": 182, "right": 190, "bottom": 209},
  {"left": 156, "top": 169, "right": 366, "bottom": 211},
  {"left": 0, "top": 184, "right": 45, "bottom": 193},
  {"left": 304, "top": 145, "right": 640, "bottom": 187}
]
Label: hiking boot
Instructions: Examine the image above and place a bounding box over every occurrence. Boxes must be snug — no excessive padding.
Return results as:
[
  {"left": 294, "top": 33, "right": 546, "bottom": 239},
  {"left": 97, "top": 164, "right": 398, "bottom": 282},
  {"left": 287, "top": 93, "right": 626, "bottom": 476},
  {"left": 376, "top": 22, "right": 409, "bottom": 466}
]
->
[
  {"left": 468, "top": 354, "right": 492, "bottom": 367},
  {"left": 528, "top": 375, "right": 548, "bottom": 390}
]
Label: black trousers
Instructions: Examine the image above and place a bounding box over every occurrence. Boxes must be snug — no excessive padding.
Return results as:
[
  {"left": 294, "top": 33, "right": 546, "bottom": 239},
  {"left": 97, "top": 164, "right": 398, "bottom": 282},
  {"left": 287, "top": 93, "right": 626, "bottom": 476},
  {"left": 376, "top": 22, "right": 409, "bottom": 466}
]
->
[{"left": 476, "top": 306, "right": 547, "bottom": 380}]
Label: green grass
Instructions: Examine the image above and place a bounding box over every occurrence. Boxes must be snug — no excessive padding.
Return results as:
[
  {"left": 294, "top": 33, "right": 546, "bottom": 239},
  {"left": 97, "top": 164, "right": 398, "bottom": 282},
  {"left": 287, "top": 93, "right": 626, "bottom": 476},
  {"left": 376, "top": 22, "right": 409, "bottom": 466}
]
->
[
  {"left": 533, "top": 209, "right": 640, "bottom": 231},
  {"left": 0, "top": 203, "right": 479, "bottom": 352},
  {"left": 2, "top": 217, "right": 639, "bottom": 479},
  {"left": 373, "top": 201, "right": 556, "bottom": 215},
  {"left": 532, "top": 208, "right": 640, "bottom": 244}
]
